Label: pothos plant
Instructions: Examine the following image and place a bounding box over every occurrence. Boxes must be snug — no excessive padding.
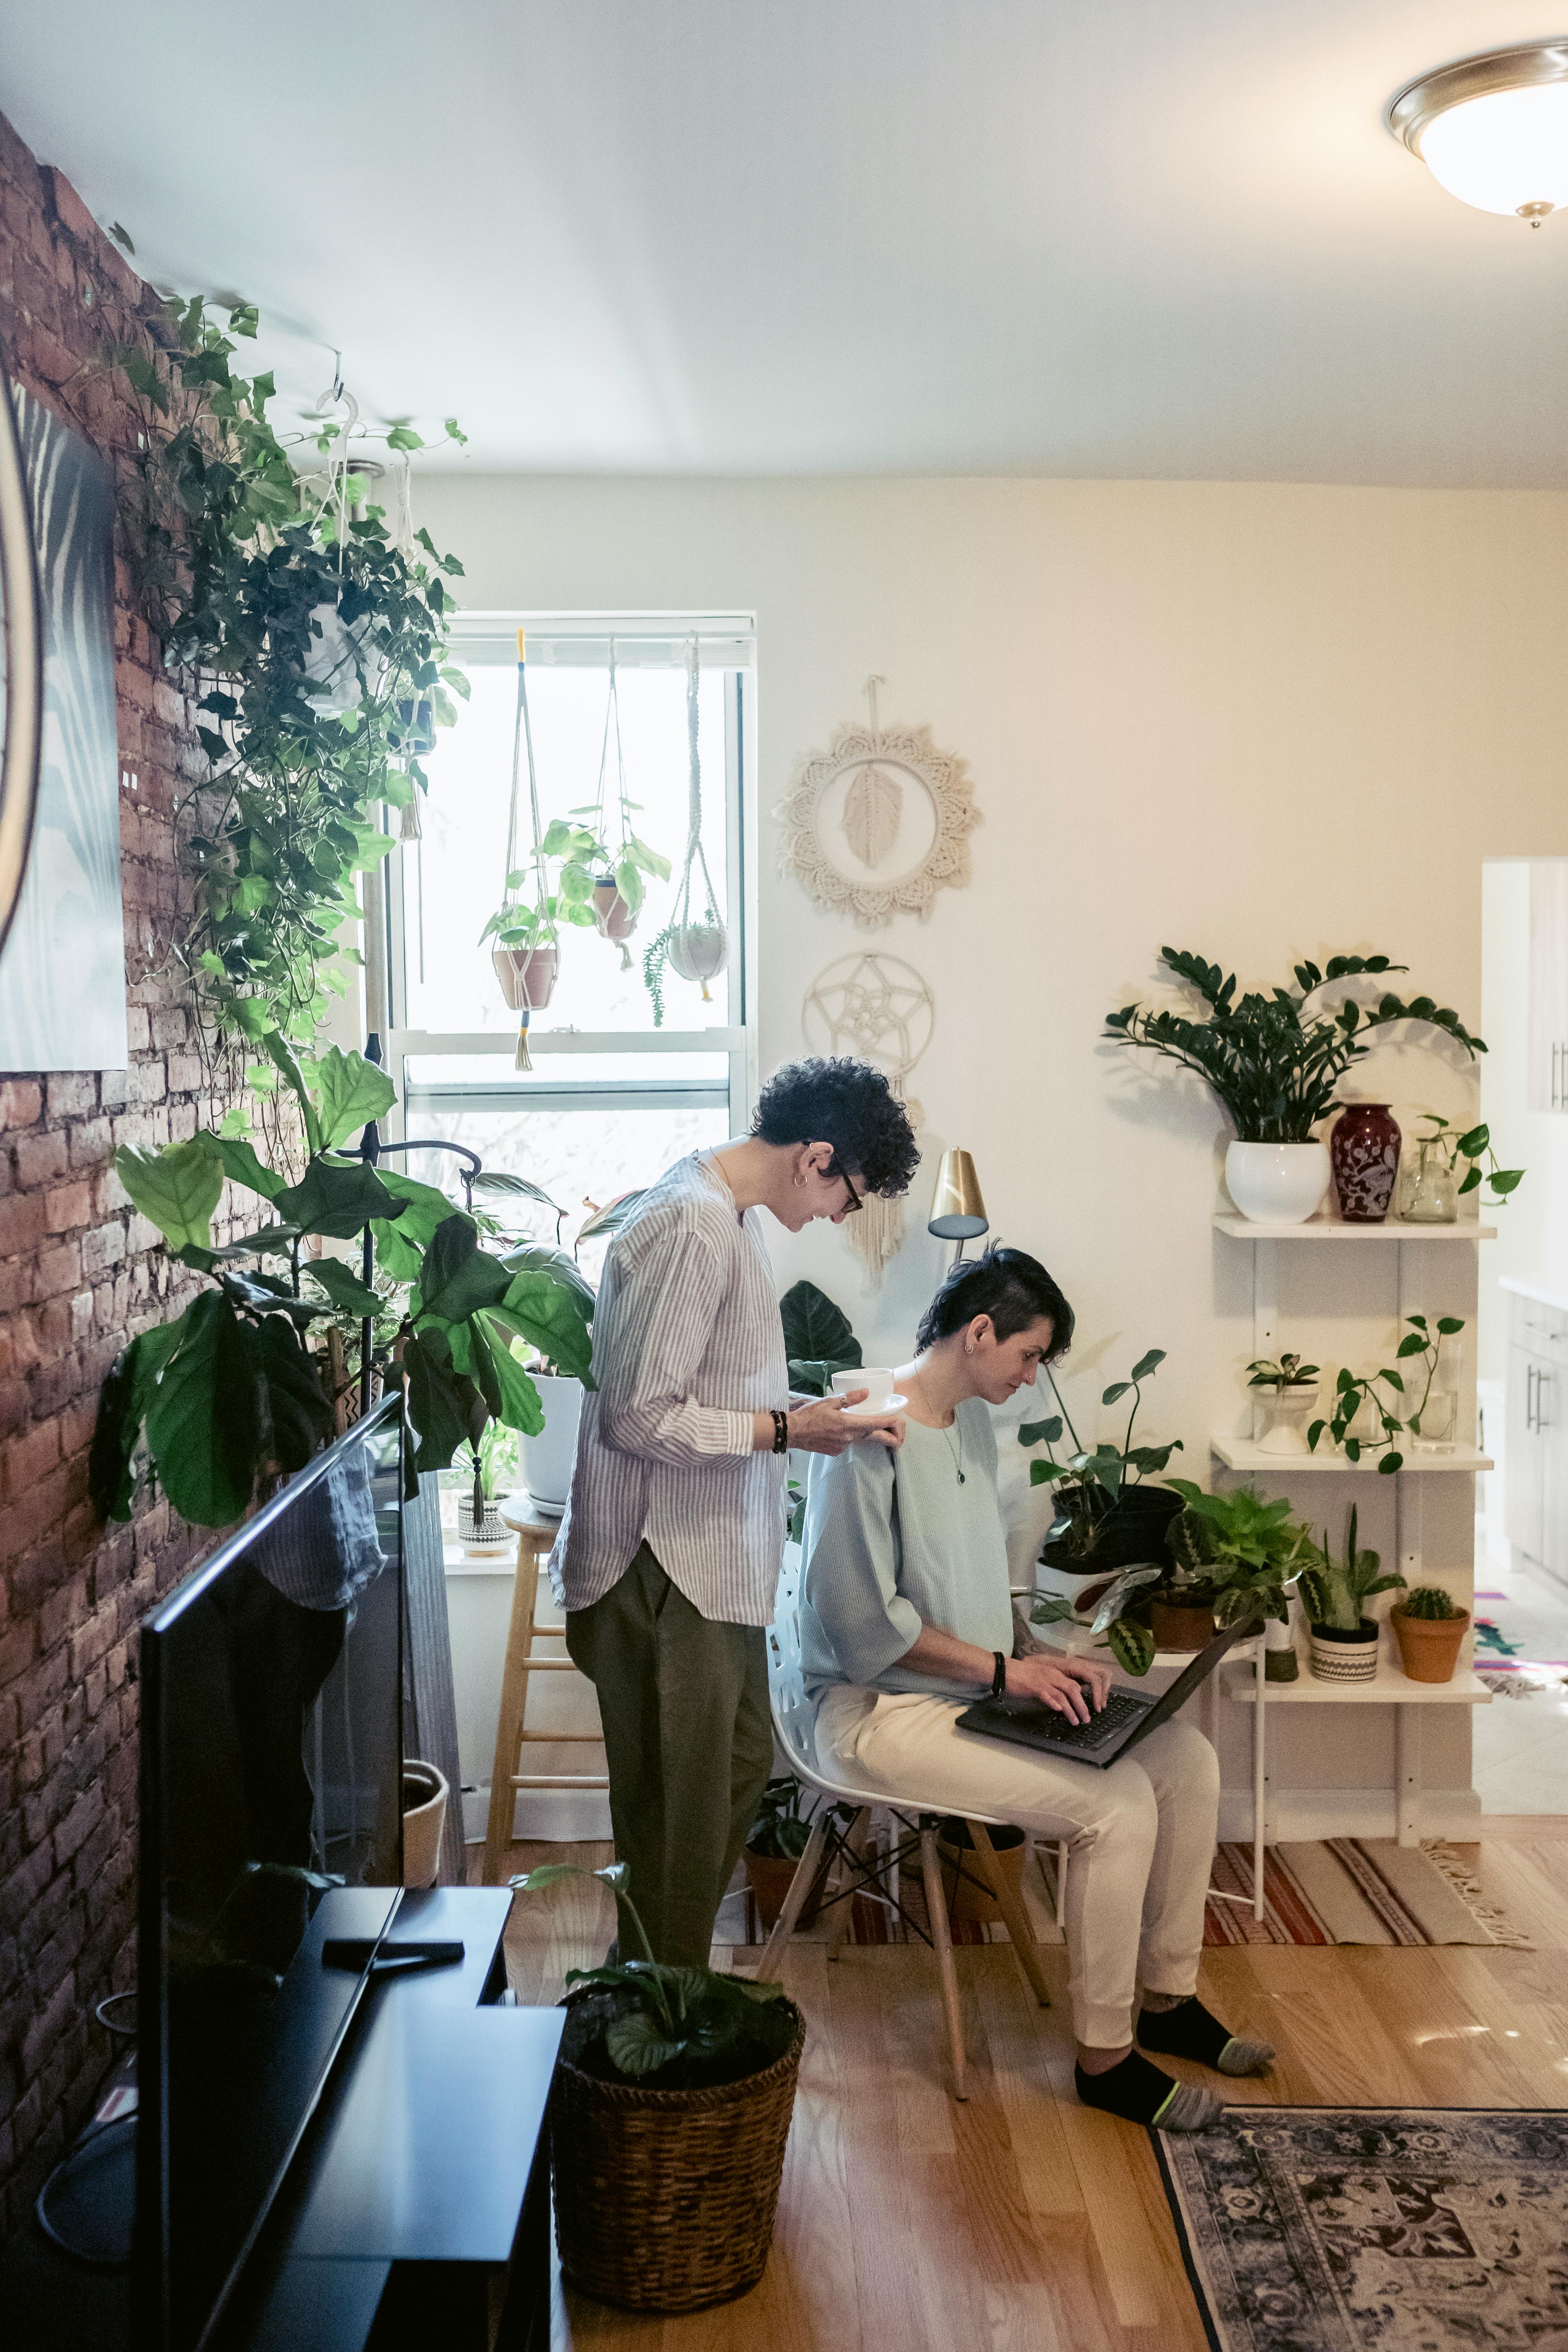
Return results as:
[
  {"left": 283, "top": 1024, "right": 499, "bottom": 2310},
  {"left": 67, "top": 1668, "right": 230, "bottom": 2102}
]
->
[
  {"left": 90, "top": 1045, "right": 594, "bottom": 1529},
  {"left": 1307, "top": 1312, "right": 1465, "bottom": 1474},
  {"left": 101, "top": 273, "right": 469, "bottom": 1052}
]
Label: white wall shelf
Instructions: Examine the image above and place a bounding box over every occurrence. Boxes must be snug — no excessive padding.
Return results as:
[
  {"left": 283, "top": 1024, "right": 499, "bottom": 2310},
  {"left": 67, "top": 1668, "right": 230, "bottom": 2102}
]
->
[
  {"left": 1213, "top": 1213, "right": 1497, "bottom": 1242},
  {"left": 1210, "top": 1437, "right": 1492, "bottom": 1475},
  {"left": 1223, "top": 1658, "right": 1490, "bottom": 1705}
]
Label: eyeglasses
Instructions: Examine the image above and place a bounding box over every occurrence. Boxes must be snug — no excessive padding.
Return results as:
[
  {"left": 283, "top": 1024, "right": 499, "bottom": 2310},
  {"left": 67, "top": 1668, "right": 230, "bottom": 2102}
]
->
[{"left": 826, "top": 1155, "right": 863, "bottom": 1215}]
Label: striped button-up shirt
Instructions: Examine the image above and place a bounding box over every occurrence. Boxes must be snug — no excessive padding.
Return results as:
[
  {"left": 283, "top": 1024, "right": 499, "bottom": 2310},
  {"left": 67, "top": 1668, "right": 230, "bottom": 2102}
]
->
[{"left": 550, "top": 1151, "right": 790, "bottom": 1626}]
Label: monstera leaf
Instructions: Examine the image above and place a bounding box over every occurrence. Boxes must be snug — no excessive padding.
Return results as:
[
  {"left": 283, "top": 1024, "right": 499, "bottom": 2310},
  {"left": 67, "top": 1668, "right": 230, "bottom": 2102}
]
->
[{"left": 780, "top": 1280, "right": 860, "bottom": 1394}]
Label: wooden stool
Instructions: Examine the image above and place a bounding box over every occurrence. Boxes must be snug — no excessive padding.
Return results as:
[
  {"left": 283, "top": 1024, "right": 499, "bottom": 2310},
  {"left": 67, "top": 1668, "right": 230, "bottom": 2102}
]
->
[{"left": 482, "top": 1505, "right": 608, "bottom": 1885}]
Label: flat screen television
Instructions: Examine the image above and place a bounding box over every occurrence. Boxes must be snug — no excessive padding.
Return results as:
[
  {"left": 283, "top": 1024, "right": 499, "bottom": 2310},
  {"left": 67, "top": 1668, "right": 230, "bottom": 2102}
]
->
[{"left": 135, "top": 1395, "right": 407, "bottom": 2352}]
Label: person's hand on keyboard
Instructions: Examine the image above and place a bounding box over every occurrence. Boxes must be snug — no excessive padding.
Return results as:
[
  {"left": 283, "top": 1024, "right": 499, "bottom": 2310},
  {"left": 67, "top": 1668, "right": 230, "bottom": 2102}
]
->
[{"left": 1003, "top": 1651, "right": 1112, "bottom": 1724}]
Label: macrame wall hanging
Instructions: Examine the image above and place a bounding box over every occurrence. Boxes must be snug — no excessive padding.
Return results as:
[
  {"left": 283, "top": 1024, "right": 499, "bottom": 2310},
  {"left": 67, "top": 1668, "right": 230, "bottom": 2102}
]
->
[
  {"left": 775, "top": 675, "right": 980, "bottom": 928},
  {"left": 494, "top": 629, "right": 556, "bottom": 1070},
  {"left": 802, "top": 950, "right": 935, "bottom": 1285}
]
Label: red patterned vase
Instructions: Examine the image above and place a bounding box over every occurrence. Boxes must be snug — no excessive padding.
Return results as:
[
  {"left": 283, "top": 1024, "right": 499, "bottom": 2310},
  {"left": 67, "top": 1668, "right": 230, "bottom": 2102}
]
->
[{"left": 1330, "top": 1102, "right": 1401, "bottom": 1223}]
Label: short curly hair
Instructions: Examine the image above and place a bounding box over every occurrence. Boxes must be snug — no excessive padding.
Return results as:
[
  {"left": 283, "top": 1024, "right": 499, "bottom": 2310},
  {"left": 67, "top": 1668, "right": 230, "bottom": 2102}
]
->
[{"left": 751, "top": 1056, "right": 920, "bottom": 1198}]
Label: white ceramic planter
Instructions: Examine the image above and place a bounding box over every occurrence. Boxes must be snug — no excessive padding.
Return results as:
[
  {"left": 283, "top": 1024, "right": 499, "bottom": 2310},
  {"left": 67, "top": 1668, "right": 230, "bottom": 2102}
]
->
[
  {"left": 1031, "top": 1562, "right": 1123, "bottom": 1624},
  {"left": 1225, "top": 1140, "right": 1330, "bottom": 1225},
  {"left": 521, "top": 1373, "right": 584, "bottom": 1516},
  {"left": 1255, "top": 1385, "right": 1319, "bottom": 1455}
]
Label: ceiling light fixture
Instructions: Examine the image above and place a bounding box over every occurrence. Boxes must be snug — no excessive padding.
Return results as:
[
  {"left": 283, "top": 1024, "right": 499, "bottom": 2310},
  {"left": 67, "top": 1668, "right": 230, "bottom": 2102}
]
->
[{"left": 1386, "top": 40, "right": 1568, "bottom": 224}]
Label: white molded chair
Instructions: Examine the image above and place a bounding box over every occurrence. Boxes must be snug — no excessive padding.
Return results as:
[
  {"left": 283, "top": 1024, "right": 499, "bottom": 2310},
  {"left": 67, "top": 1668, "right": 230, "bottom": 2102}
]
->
[{"left": 758, "top": 1552, "right": 1053, "bottom": 2100}]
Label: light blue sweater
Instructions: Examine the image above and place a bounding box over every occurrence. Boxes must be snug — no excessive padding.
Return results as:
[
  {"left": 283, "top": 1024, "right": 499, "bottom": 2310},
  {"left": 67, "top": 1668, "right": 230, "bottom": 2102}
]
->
[{"left": 798, "top": 1400, "right": 1014, "bottom": 1700}]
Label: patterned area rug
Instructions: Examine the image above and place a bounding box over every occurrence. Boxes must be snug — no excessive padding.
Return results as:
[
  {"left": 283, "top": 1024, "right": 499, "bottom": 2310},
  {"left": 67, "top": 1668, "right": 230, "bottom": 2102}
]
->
[
  {"left": 1203, "top": 1841, "right": 1531, "bottom": 1950},
  {"left": 1156, "top": 2108, "right": 1568, "bottom": 2350},
  {"left": 1472, "top": 1586, "right": 1568, "bottom": 1697},
  {"left": 721, "top": 1840, "right": 1529, "bottom": 1951}
]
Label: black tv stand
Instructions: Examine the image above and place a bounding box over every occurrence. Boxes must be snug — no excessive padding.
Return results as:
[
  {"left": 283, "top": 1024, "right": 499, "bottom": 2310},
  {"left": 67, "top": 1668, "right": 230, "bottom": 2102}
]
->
[{"left": 0, "top": 1888, "right": 560, "bottom": 2352}]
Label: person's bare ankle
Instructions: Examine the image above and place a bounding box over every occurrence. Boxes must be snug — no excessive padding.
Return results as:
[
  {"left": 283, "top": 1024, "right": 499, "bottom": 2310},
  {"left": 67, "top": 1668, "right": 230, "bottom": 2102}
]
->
[{"left": 1076, "top": 2040, "right": 1133, "bottom": 2076}]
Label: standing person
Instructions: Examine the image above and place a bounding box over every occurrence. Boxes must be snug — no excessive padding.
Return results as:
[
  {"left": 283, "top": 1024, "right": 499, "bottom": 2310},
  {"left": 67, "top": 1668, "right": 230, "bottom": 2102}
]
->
[{"left": 554, "top": 1057, "right": 920, "bottom": 1965}]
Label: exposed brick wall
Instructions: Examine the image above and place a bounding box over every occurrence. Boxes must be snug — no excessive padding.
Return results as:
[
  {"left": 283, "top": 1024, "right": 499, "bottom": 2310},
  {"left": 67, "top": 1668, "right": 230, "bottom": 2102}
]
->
[{"left": 0, "top": 109, "right": 236, "bottom": 2233}]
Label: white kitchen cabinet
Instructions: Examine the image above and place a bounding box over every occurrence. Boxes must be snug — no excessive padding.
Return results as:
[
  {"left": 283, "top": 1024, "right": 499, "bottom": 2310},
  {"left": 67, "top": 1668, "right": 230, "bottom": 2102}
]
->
[
  {"left": 1527, "top": 860, "right": 1568, "bottom": 1112},
  {"left": 1503, "top": 1283, "right": 1568, "bottom": 1583}
]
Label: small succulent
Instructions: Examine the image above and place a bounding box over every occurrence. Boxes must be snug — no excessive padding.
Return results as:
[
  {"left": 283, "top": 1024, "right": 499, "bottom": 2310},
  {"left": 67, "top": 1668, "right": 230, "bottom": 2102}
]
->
[
  {"left": 1400, "top": 1585, "right": 1461, "bottom": 1621},
  {"left": 1246, "top": 1352, "right": 1319, "bottom": 1392}
]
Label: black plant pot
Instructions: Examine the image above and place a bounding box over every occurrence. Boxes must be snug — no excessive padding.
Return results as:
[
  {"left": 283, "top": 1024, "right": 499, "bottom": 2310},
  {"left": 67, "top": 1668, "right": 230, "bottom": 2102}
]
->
[{"left": 1040, "top": 1483, "right": 1185, "bottom": 1573}]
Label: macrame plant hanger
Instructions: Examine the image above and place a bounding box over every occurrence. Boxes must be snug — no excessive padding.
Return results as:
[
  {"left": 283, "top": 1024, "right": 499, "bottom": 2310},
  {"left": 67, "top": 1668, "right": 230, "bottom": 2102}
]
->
[
  {"left": 590, "top": 640, "right": 634, "bottom": 968},
  {"left": 664, "top": 633, "right": 727, "bottom": 998},
  {"left": 500, "top": 627, "right": 550, "bottom": 1069}
]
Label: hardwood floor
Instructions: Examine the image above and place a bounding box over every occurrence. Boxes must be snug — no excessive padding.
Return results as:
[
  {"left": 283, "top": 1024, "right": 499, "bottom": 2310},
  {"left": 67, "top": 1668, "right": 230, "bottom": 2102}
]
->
[{"left": 489, "top": 1820, "right": 1568, "bottom": 2351}]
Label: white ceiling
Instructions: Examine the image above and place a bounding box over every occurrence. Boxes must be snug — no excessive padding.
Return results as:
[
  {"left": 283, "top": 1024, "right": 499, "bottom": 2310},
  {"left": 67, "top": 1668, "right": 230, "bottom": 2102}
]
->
[{"left": 4, "top": 0, "right": 1568, "bottom": 486}]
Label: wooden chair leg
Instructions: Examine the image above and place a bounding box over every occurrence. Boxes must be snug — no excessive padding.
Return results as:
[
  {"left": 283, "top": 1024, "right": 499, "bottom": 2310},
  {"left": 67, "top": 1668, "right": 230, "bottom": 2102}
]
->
[
  {"left": 483, "top": 1539, "right": 542, "bottom": 1885},
  {"left": 1055, "top": 1838, "right": 1069, "bottom": 1926},
  {"left": 825, "top": 1806, "right": 871, "bottom": 1961},
  {"left": 967, "top": 1821, "right": 1051, "bottom": 2009},
  {"left": 755, "top": 1815, "right": 831, "bottom": 1984},
  {"left": 919, "top": 1821, "right": 968, "bottom": 2100}
]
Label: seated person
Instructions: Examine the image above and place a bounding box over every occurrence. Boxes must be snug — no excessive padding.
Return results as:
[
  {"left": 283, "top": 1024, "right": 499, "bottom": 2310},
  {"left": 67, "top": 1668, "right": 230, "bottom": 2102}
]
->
[{"left": 799, "top": 1247, "right": 1272, "bottom": 2131}]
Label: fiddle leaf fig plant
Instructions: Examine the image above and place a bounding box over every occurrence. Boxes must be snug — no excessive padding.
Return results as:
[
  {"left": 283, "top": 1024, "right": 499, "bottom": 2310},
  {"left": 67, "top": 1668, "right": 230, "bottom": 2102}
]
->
[{"left": 91, "top": 1049, "right": 595, "bottom": 1528}]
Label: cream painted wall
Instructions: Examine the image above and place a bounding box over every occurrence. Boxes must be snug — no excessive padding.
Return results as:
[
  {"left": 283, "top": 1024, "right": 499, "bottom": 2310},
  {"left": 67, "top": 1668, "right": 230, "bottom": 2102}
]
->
[{"left": 418, "top": 472, "right": 1568, "bottom": 1829}]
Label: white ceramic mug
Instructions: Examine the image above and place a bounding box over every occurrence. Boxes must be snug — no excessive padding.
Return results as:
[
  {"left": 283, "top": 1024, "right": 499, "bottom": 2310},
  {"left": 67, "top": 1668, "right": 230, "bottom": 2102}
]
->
[{"left": 832, "top": 1367, "right": 896, "bottom": 1406}]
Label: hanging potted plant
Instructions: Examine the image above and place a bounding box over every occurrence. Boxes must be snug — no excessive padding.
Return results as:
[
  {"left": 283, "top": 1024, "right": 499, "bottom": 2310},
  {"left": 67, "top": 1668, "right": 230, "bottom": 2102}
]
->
[
  {"left": 513, "top": 1860, "right": 803, "bottom": 2314},
  {"left": 646, "top": 637, "right": 727, "bottom": 1020},
  {"left": 487, "top": 632, "right": 594, "bottom": 1064},
  {"left": 566, "top": 643, "right": 671, "bottom": 967},
  {"left": 1103, "top": 949, "right": 1499, "bottom": 1225}
]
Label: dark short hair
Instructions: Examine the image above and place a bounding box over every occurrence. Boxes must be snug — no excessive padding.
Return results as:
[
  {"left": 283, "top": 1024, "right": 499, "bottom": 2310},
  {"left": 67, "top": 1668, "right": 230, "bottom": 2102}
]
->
[
  {"left": 751, "top": 1056, "right": 919, "bottom": 1198},
  {"left": 914, "top": 1247, "right": 1074, "bottom": 1359}
]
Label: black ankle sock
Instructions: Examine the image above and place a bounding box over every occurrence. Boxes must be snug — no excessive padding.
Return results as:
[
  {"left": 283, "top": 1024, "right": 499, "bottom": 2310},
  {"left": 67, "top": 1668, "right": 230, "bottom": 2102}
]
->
[
  {"left": 1074, "top": 2050, "right": 1180, "bottom": 2126},
  {"left": 1136, "top": 1996, "right": 1231, "bottom": 2067}
]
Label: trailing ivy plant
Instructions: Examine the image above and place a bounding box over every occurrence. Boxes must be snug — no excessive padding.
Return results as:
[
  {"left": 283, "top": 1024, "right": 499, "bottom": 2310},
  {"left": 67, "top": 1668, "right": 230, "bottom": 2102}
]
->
[
  {"left": 101, "top": 284, "right": 469, "bottom": 1050},
  {"left": 1104, "top": 948, "right": 1491, "bottom": 1144},
  {"left": 91, "top": 1047, "right": 594, "bottom": 1528}
]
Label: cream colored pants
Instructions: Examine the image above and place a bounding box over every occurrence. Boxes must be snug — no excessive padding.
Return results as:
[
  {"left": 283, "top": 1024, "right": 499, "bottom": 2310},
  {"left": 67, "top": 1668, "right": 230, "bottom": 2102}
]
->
[{"left": 814, "top": 1685, "right": 1220, "bottom": 2048}]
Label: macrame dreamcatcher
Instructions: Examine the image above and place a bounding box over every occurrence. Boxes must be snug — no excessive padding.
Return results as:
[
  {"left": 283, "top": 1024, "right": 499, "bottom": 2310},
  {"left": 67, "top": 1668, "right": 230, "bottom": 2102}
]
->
[
  {"left": 661, "top": 633, "right": 727, "bottom": 998},
  {"left": 802, "top": 950, "right": 935, "bottom": 1285},
  {"left": 775, "top": 675, "right": 980, "bottom": 929}
]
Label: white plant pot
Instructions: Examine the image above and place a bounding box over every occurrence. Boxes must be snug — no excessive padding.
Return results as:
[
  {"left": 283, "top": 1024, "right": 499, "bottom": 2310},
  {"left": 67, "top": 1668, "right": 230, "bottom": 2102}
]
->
[
  {"left": 1031, "top": 1562, "right": 1125, "bottom": 1625},
  {"left": 1225, "top": 1140, "right": 1330, "bottom": 1225},
  {"left": 520, "top": 1373, "right": 584, "bottom": 1516},
  {"left": 1255, "top": 1386, "right": 1319, "bottom": 1455}
]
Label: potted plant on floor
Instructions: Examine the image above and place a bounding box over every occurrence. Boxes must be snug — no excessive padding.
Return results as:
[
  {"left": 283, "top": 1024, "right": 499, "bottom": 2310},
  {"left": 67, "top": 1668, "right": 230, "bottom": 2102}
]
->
[
  {"left": 513, "top": 1860, "right": 804, "bottom": 2314},
  {"left": 1021, "top": 1348, "right": 1185, "bottom": 1620},
  {"left": 743, "top": 1777, "right": 824, "bottom": 1931},
  {"left": 1390, "top": 1586, "right": 1471, "bottom": 1684},
  {"left": 1245, "top": 1352, "right": 1321, "bottom": 1455},
  {"left": 1297, "top": 1505, "right": 1406, "bottom": 1683},
  {"left": 1103, "top": 947, "right": 1492, "bottom": 1225}
]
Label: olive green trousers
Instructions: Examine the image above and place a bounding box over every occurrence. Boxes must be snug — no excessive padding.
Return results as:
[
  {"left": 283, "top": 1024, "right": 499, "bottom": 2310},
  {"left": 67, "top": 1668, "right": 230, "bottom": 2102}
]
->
[{"left": 565, "top": 1541, "right": 773, "bottom": 1967}]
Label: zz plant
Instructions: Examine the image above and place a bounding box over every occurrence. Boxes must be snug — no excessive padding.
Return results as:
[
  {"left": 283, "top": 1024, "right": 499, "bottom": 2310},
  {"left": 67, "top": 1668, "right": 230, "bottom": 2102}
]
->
[
  {"left": 91, "top": 1046, "right": 593, "bottom": 1528},
  {"left": 1105, "top": 948, "right": 1489, "bottom": 1144}
]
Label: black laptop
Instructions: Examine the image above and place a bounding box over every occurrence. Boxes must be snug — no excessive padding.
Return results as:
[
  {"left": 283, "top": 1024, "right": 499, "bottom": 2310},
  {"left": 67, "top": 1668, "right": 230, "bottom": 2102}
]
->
[{"left": 955, "top": 1619, "right": 1260, "bottom": 1768}]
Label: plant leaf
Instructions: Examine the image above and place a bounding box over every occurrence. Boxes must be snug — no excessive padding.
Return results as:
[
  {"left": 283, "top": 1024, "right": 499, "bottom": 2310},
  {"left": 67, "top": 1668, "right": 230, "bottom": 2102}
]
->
[
  {"left": 143, "top": 1291, "right": 265, "bottom": 1526},
  {"left": 274, "top": 1155, "right": 406, "bottom": 1240},
  {"left": 116, "top": 1136, "right": 225, "bottom": 1251},
  {"left": 89, "top": 1321, "right": 182, "bottom": 1519},
  {"left": 209, "top": 1131, "right": 287, "bottom": 1202},
  {"left": 305, "top": 1258, "right": 385, "bottom": 1318},
  {"left": 259, "top": 1314, "right": 335, "bottom": 1470},
  {"left": 472, "top": 1316, "right": 545, "bottom": 1434},
  {"left": 307, "top": 1046, "right": 397, "bottom": 1152},
  {"left": 779, "top": 1279, "right": 859, "bottom": 1370},
  {"left": 402, "top": 1328, "right": 486, "bottom": 1474},
  {"left": 414, "top": 1214, "right": 512, "bottom": 1325}
]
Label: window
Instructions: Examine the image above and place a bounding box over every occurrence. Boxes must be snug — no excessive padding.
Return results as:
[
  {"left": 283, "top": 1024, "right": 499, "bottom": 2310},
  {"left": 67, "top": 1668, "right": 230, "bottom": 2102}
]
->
[{"left": 382, "top": 614, "right": 755, "bottom": 1254}]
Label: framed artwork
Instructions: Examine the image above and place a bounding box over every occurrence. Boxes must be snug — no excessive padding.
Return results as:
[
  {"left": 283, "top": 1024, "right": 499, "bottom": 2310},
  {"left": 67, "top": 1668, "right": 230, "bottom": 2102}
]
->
[{"left": 0, "top": 388, "right": 126, "bottom": 1072}]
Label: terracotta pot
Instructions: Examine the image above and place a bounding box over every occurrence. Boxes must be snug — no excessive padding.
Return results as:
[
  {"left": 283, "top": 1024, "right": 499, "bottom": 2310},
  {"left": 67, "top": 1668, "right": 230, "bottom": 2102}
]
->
[
  {"left": 1391, "top": 1604, "right": 1469, "bottom": 1684},
  {"left": 592, "top": 878, "right": 638, "bottom": 941},
  {"left": 936, "top": 1820, "right": 1026, "bottom": 1925},
  {"left": 492, "top": 943, "right": 559, "bottom": 1011},
  {"left": 1150, "top": 1593, "right": 1216, "bottom": 1652},
  {"left": 1331, "top": 1102, "right": 1401, "bottom": 1224},
  {"left": 1308, "top": 1619, "right": 1381, "bottom": 1683},
  {"left": 743, "top": 1844, "right": 826, "bottom": 1931},
  {"left": 401, "top": 1760, "right": 448, "bottom": 1888}
]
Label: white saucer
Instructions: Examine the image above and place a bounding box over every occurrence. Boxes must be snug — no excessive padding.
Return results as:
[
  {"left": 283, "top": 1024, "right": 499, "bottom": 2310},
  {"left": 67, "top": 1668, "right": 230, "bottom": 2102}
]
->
[{"left": 841, "top": 1394, "right": 908, "bottom": 1419}]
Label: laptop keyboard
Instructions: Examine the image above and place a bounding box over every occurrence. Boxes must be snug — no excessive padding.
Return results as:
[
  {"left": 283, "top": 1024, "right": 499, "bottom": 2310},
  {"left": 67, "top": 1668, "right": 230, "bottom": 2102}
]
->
[{"left": 1023, "top": 1690, "right": 1148, "bottom": 1747}]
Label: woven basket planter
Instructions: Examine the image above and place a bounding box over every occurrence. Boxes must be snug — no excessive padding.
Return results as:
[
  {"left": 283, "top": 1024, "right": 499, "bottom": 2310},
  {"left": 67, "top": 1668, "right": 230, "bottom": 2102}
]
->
[{"left": 550, "top": 2001, "right": 805, "bottom": 2313}]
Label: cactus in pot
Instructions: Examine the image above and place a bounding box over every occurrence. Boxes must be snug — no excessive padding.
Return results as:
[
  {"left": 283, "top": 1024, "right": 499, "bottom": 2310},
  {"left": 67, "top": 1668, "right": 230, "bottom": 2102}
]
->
[{"left": 1390, "top": 1584, "right": 1470, "bottom": 1684}]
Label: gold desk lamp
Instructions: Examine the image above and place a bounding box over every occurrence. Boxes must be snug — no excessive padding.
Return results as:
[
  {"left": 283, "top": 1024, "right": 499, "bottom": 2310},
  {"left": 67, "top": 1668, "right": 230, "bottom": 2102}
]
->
[{"left": 928, "top": 1149, "right": 989, "bottom": 1262}]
